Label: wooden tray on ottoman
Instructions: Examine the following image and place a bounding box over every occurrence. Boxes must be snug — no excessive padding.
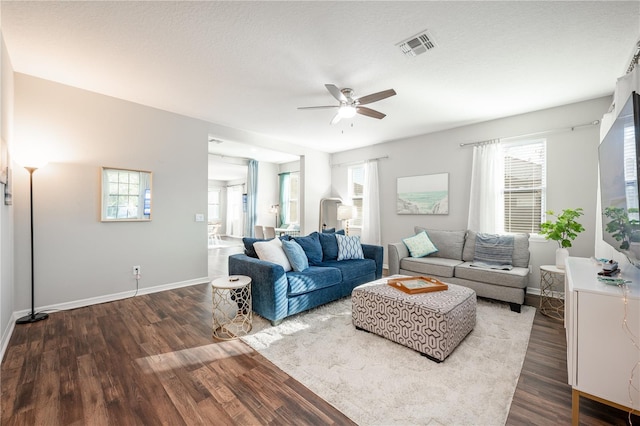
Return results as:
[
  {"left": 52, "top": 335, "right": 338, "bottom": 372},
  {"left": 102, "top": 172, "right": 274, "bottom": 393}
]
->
[{"left": 387, "top": 276, "right": 448, "bottom": 294}]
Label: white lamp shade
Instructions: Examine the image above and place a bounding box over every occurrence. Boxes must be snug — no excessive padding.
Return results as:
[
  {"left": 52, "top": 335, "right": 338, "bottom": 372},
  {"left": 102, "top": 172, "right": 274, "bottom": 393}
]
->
[
  {"left": 337, "top": 205, "right": 355, "bottom": 221},
  {"left": 12, "top": 150, "right": 48, "bottom": 169}
]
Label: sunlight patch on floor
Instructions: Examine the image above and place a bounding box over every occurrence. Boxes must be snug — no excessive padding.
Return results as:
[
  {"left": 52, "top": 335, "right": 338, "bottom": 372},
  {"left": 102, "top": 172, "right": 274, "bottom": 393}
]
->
[{"left": 136, "top": 342, "right": 253, "bottom": 373}]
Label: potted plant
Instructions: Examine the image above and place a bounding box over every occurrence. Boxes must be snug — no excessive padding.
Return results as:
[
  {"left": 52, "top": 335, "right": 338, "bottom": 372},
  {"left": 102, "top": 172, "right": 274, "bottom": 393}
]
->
[{"left": 539, "top": 208, "right": 585, "bottom": 269}]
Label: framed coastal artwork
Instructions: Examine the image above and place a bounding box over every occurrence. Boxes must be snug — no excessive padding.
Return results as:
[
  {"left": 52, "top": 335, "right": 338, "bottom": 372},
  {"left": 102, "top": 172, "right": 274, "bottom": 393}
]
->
[{"left": 397, "top": 172, "right": 449, "bottom": 215}]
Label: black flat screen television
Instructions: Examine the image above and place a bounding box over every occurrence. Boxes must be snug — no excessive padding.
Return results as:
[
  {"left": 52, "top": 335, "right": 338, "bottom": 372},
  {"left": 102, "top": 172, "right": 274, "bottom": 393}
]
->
[{"left": 599, "top": 91, "right": 640, "bottom": 267}]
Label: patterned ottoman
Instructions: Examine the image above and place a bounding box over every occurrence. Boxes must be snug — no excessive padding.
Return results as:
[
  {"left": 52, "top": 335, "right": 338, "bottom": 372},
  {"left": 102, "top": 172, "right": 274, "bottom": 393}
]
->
[{"left": 352, "top": 277, "right": 476, "bottom": 362}]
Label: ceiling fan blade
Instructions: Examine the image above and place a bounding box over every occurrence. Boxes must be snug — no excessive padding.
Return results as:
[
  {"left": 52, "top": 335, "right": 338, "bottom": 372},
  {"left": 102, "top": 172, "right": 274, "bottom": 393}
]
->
[
  {"left": 356, "top": 89, "right": 396, "bottom": 105},
  {"left": 298, "top": 105, "right": 339, "bottom": 110},
  {"left": 356, "top": 106, "right": 386, "bottom": 119},
  {"left": 325, "top": 84, "right": 347, "bottom": 102},
  {"left": 330, "top": 112, "right": 342, "bottom": 125}
]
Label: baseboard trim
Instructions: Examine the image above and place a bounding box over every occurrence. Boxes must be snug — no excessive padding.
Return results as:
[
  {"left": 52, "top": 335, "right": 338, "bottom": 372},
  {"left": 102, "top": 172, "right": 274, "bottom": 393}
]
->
[
  {"left": 527, "top": 287, "right": 542, "bottom": 296},
  {"left": 1, "top": 277, "right": 209, "bottom": 362}
]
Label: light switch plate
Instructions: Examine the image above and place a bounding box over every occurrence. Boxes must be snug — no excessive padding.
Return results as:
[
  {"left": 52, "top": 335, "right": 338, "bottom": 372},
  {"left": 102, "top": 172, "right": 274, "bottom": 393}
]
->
[{"left": 195, "top": 213, "right": 205, "bottom": 222}]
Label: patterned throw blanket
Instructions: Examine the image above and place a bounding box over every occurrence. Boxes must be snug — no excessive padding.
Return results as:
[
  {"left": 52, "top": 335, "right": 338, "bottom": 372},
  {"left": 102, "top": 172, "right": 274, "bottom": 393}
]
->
[{"left": 471, "top": 233, "right": 514, "bottom": 270}]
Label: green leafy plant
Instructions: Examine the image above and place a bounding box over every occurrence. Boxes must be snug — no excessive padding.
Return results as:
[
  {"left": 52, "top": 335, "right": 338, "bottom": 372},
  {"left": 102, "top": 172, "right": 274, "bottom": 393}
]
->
[
  {"left": 539, "top": 208, "right": 585, "bottom": 248},
  {"left": 603, "top": 206, "right": 640, "bottom": 250}
]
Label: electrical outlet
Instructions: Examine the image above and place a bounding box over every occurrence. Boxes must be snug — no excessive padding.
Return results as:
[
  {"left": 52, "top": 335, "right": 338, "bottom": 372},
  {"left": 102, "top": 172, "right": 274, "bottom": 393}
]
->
[{"left": 133, "top": 265, "right": 141, "bottom": 276}]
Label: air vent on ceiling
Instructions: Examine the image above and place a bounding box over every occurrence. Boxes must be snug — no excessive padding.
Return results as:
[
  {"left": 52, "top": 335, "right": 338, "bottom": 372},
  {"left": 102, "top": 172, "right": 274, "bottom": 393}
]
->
[{"left": 397, "top": 30, "right": 437, "bottom": 57}]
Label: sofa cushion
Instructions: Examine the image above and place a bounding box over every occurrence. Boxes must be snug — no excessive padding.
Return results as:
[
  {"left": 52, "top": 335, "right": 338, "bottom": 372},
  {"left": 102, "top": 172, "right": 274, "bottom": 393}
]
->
[
  {"left": 414, "top": 227, "right": 466, "bottom": 260},
  {"left": 463, "top": 231, "right": 530, "bottom": 268},
  {"left": 402, "top": 231, "right": 438, "bottom": 257},
  {"left": 336, "top": 234, "right": 365, "bottom": 260},
  {"left": 399, "top": 257, "right": 463, "bottom": 278},
  {"left": 318, "top": 258, "right": 376, "bottom": 282},
  {"left": 293, "top": 232, "right": 323, "bottom": 265},
  {"left": 318, "top": 232, "right": 339, "bottom": 261},
  {"left": 286, "top": 266, "right": 342, "bottom": 296},
  {"left": 455, "top": 262, "right": 529, "bottom": 289},
  {"left": 322, "top": 228, "right": 344, "bottom": 234},
  {"left": 282, "top": 239, "right": 309, "bottom": 272},
  {"left": 254, "top": 238, "right": 292, "bottom": 272}
]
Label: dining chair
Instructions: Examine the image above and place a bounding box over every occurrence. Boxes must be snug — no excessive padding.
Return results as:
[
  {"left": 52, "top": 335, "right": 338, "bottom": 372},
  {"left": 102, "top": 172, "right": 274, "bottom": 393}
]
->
[
  {"left": 263, "top": 226, "right": 276, "bottom": 239},
  {"left": 254, "top": 225, "right": 264, "bottom": 239}
]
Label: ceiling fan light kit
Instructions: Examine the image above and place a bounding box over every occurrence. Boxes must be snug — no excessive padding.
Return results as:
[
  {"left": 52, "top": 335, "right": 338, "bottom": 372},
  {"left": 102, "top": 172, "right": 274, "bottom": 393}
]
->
[
  {"left": 338, "top": 105, "right": 357, "bottom": 118},
  {"left": 298, "top": 83, "right": 396, "bottom": 125}
]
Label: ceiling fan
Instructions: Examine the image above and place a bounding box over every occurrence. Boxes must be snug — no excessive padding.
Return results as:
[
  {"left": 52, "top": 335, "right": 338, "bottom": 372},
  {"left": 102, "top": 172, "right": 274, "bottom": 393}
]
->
[{"left": 298, "top": 84, "right": 396, "bottom": 125}]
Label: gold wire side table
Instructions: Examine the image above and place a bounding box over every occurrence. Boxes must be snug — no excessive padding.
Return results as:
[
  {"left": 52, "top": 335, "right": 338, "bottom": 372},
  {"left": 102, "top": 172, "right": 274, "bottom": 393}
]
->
[
  {"left": 211, "top": 275, "right": 252, "bottom": 340},
  {"left": 539, "top": 265, "right": 566, "bottom": 320}
]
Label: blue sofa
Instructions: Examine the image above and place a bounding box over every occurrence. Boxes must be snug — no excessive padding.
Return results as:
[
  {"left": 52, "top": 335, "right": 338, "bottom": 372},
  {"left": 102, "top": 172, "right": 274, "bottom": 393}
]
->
[{"left": 228, "top": 232, "right": 383, "bottom": 325}]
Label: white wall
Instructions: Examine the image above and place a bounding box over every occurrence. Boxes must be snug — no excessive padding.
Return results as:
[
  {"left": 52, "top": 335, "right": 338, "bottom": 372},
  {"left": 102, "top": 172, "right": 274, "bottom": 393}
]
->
[
  {"left": 256, "top": 161, "right": 279, "bottom": 228},
  {"left": 300, "top": 152, "right": 331, "bottom": 234},
  {"left": 0, "top": 32, "right": 15, "bottom": 356},
  {"left": 12, "top": 74, "right": 210, "bottom": 312},
  {"left": 331, "top": 97, "right": 612, "bottom": 290}
]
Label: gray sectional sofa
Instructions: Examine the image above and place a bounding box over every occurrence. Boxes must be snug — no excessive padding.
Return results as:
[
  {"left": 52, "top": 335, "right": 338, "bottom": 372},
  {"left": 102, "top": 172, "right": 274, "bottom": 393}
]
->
[{"left": 388, "top": 227, "right": 530, "bottom": 312}]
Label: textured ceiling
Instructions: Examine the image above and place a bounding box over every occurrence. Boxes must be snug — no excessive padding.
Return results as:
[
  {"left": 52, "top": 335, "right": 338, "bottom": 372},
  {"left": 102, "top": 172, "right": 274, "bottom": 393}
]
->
[{"left": 2, "top": 1, "right": 639, "bottom": 161}]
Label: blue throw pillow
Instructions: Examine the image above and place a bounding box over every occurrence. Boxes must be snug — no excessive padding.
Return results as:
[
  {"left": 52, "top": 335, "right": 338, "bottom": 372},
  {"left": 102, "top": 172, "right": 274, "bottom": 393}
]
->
[
  {"left": 321, "top": 228, "right": 346, "bottom": 235},
  {"left": 336, "top": 234, "right": 365, "bottom": 261},
  {"left": 293, "top": 232, "right": 323, "bottom": 265},
  {"left": 318, "top": 232, "right": 339, "bottom": 261},
  {"left": 282, "top": 239, "right": 309, "bottom": 272}
]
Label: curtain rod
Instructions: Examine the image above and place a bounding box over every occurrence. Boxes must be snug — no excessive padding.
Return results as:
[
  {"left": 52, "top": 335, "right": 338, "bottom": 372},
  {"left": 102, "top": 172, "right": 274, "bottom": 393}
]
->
[
  {"left": 459, "top": 120, "right": 600, "bottom": 147},
  {"left": 331, "top": 155, "right": 389, "bottom": 168},
  {"left": 209, "top": 153, "right": 252, "bottom": 162}
]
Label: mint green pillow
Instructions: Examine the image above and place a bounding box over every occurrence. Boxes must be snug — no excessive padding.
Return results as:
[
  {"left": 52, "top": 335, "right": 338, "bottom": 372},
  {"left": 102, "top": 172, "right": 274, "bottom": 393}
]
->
[{"left": 402, "top": 231, "right": 439, "bottom": 258}]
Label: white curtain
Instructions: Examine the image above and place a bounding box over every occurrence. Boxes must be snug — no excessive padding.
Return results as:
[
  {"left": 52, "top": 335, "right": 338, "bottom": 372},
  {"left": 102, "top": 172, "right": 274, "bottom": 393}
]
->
[
  {"left": 361, "top": 160, "right": 381, "bottom": 245},
  {"left": 467, "top": 141, "right": 504, "bottom": 233}
]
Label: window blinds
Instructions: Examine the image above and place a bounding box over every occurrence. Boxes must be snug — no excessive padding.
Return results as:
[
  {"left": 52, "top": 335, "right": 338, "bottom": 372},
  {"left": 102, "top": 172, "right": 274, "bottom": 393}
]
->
[{"left": 503, "top": 140, "right": 546, "bottom": 233}]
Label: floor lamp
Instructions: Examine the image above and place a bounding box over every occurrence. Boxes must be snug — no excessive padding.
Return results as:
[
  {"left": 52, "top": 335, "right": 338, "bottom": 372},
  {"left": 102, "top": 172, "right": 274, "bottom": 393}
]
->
[{"left": 16, "top": 165, "right": 49, "bottom": 324}]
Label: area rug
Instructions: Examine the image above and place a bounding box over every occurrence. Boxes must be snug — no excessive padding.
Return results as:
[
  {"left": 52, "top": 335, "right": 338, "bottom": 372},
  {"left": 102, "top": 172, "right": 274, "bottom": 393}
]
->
[{"left": 241, "top": 296, "right": 535, "bottom": 425}]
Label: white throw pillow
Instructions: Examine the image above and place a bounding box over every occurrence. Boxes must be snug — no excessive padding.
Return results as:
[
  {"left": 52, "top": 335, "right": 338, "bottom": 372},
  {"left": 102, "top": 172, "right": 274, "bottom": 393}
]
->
[{"left": 254, "top": 238, "right": 292, "bottom": 272}]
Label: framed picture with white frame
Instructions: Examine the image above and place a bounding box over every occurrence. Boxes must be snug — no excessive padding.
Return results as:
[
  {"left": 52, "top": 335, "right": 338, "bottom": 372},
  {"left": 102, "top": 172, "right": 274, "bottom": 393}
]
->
[{"left": 396, "top": 172, "right": 449, "bottom": 215}]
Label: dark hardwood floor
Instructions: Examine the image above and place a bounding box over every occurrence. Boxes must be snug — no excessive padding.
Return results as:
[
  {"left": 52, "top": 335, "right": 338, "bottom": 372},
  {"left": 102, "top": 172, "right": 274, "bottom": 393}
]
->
[{"left": 2, "top": 243, "right": 638, "bottom": 425}]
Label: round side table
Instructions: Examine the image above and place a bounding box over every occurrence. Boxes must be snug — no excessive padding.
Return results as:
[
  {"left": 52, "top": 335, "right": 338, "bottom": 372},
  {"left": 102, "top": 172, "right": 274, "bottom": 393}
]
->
[
  {"left": 211, "top": 275, "right": 252, "bottom": 340},
  {"left": 539, "top": 265, "right": 565, "bottom": 320}
]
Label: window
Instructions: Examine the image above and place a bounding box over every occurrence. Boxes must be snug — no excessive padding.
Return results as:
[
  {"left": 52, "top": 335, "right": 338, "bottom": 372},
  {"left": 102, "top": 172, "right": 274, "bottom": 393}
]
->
[
  {"left": 348, "top": 165, "right": 365, "bottom": 228},
  {"left": 279, "top": 172, "right": 300, "bottom": 225},
  {"left": 502, "top": 140, "right": 546, "bottom": 233},
  {"left": 289, "top": 172, "right": 300, "bottom": 223},
  {"left": 208, "top": 186, "right": 221, "bottom": 221}
]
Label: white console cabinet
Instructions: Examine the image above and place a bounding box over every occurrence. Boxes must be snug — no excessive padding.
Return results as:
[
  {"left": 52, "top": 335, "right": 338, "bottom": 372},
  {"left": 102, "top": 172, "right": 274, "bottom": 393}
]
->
[{"left": 565, "top": 257, "right": 640, "bottom": 424}]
